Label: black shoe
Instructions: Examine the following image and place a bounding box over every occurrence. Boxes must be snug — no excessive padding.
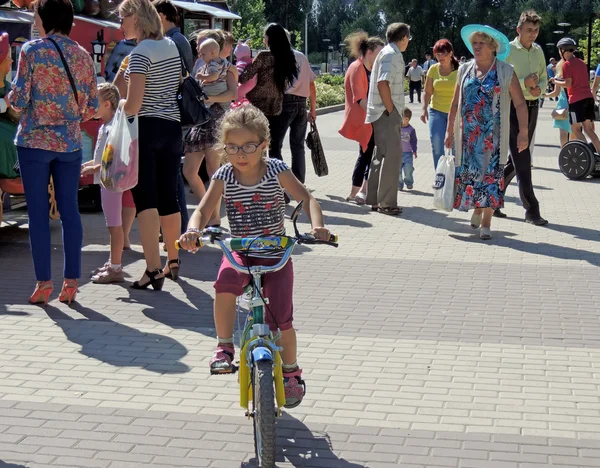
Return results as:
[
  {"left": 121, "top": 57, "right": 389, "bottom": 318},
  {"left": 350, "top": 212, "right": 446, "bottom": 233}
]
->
[
  {"left": 131, "top": 268, "right": 164, "bottom": 290},
  {"left": 525, "top": 215, "right": 548, "bottom": 226},
  {"left": 164, "top": 259, "right": 181, "bottom": 281},
  {"left": 493, "top": 209, "right": 507, "bottom": 218}
]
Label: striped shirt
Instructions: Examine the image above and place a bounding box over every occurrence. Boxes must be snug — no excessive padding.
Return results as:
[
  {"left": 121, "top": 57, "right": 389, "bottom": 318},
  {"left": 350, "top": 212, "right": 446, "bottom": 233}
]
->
[
  {"left": 213, "top": 159, "right": 289, "bottom": 237},
  {"left": 366, "top": 43, "right": 405, "bottom": 123},
  {"left": 125, "top": 38, "right": 181, "bottom": 122}
]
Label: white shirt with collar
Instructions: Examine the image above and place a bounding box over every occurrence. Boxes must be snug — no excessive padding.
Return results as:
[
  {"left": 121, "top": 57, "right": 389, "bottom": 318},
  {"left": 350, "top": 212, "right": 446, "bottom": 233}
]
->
[{"left": 366, "top": 43, "right": 405, "bottom": 124}]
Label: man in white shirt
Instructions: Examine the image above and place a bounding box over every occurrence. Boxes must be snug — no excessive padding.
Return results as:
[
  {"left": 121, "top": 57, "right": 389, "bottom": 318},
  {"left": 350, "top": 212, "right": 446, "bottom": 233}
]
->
[
  {"left": 406, "top": 59, "right": 424, "bottom": 103},
  {"left": 422, "top": 53, "right": 436, "bottom": 86},
  {"left": 365, "top": 22, "right": 411, "bottom": 215}
]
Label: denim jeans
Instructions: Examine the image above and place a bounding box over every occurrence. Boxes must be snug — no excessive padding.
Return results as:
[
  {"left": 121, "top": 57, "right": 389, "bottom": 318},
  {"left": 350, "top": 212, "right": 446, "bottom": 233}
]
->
[
  {"left": 398, "top": 152, "right": 414, "bottom": 188},
  {"left": 268, "top": 94, "right": 308, "bottom": 183},
  {"left": 429, "top": 108, "right": 448, "bottom": 169},
  {"left": 18, "top": 147, "right": 83, "bottom": 281}
]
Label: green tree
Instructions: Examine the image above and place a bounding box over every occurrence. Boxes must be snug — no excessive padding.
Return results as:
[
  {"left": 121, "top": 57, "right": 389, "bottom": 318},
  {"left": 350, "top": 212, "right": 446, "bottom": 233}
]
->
[
  {"left": 578, "top": 18, "right": 600, "bottom": 68},
  {"left": 229, "top": 0, "right": 267, "bottom": 49},
  {"left": 263, "top": 0, "right": 314, "bottom": 32}
]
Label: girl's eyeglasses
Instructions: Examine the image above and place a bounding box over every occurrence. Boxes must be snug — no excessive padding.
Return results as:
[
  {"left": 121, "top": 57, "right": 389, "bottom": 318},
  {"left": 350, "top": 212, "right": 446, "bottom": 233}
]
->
[{"left": 224, "top": 143, "right": 262, "bottom": 155}]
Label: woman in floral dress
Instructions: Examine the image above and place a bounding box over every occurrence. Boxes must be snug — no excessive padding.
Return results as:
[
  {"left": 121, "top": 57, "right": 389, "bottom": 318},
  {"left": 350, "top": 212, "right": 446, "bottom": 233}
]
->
[{"left": 445, "top": 25, "right": 529, "bottom": 240}]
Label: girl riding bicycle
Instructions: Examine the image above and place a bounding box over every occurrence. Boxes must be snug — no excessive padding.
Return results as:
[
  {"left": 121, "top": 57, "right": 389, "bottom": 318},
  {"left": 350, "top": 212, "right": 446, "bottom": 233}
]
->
[{"left": 178, "top": 104, "right": 331, "bottom": 408}]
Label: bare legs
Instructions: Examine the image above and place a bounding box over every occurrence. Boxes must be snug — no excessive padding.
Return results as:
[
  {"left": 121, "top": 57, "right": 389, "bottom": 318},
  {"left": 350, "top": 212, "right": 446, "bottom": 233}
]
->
[{"left": 214, "top": 293, "right": 297, "bottom": 366}]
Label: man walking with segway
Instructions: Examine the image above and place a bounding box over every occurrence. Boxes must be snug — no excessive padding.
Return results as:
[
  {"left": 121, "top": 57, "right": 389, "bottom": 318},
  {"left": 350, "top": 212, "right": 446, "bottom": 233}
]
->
[{"left": 496, "top": 10, "right": 548, "bottom": 225}]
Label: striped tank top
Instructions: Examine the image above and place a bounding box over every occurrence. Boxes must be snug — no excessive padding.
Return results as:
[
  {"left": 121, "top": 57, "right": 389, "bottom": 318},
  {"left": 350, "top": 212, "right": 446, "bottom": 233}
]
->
[{"left": 213, "top": 159, "right": 289, "bottom": 237}]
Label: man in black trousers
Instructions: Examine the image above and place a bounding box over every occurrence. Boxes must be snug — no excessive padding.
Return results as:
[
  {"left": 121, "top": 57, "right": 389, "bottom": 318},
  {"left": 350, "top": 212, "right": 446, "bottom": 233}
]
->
[{"left": 496, "top": 10, "right": 548, "bottom": 225}]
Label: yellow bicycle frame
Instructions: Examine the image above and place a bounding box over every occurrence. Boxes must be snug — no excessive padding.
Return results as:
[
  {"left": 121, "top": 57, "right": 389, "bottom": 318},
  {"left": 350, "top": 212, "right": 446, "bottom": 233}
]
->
[{"left": 239, "top": 335, "right": 286, "bottom": 411}]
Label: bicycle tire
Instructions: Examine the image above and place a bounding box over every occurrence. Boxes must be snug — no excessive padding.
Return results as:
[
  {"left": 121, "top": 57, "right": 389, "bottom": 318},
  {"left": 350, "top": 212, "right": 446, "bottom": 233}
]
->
[{"left": 252, "top": 360, "right": 276, "bottom": 467}]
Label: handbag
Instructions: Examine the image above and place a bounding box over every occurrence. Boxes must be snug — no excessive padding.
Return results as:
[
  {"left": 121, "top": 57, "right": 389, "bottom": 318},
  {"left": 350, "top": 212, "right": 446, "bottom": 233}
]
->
[
  {"left": 46, "top": 38, "right": 79, "bottom": 106},
  {"left": 305, "top": 121, "right": 328, "bottom": 177},
  {"left": 177, "top": 58, "right": 212, "bottom": 126},
  {"left": 432, "top": 148, "right": 456, "bottom": 212},
  {"left": 100, "top": 107, "right": 139, "bottom": 192},
  {"left": 551, "top": 107, "right": 568, "bottom": 120}
]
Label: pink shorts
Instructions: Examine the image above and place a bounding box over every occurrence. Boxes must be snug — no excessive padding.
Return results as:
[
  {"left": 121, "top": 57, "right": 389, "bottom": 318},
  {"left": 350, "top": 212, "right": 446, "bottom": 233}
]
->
[
  {"left": 214, "top": 252, "right": 294, "bottom": 331},
  {"left": 101, "top": 188, "right": 135, "bottom": 227}
]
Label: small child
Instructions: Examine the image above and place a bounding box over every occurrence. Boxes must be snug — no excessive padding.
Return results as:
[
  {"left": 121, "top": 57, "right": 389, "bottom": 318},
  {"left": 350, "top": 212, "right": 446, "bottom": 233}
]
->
[
  {"left": 399, "top": 107, "right": 418, "bottom": 190},
  {"left": 81, "top": 83, "right": 136, "bottom": 283},
  {"left": 234, "top": 40, "right": 257, "bottom": 98},
  {"left": 196, "top": 39, "right": 230, "bottom": 111},
  {"left": 178, "top": 104, "right": 332, "bottom": 409}
]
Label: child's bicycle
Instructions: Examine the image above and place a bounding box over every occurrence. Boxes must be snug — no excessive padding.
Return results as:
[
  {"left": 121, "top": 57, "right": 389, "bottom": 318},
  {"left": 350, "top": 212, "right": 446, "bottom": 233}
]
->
[{"left": 176, "top": 202, "right": 338, "bottom": 467}]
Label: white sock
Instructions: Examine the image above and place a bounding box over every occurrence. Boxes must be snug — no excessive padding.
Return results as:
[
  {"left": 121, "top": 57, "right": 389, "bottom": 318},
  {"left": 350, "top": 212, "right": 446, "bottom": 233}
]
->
[
  {"left": 110, "top": 263, "right": 122, "bottom": 270},
  {"left": 217, "top": 336, "right": 234, "bottom": 346},
  {"left": 283, "top": 361, "right": 298, "bottom": 372}
]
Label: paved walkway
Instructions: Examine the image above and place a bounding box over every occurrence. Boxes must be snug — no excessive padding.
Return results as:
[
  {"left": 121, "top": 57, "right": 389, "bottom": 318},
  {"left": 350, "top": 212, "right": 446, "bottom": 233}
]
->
[{"left": 1, "top": 103, "right": 599, "bottom": 467}]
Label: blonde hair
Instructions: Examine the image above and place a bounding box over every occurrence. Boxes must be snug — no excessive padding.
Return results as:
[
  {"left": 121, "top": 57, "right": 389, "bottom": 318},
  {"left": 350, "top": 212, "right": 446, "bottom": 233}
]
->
[
  {"left": 199, "top": 38, "right": 219, "bottom": 55},
  {"left": 344, "top": 31, "right": 384, "bottom": 59},
  {"left": 217, "top": 105, "right": 270, "bottom": 163},
  {"left": 554, "top": 59, "right": 565, "bottom": 78},
  {"left": 469, "top": 31, "right": 498, "bottom": 53},
  {"left": 119, "top": 0, "right": 163, "bottom": 41},
  {"left": 196, "top": 29, "right": 225, "bottom": 50},
  {"left": 98, "top": 82, "right": 120, "bottom": 110}
]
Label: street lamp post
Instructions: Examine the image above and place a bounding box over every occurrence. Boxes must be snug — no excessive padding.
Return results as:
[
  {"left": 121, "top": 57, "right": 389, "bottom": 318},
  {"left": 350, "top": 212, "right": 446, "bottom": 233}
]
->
[{"left": 323, "top": 38, "right": 330, "bottom": 73}]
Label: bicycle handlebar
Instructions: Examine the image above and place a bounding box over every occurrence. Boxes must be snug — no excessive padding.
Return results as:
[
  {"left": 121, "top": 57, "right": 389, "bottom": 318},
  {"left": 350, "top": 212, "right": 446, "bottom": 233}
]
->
[{"left": 174, "top": 201, "right": 338, "bottom": 274}]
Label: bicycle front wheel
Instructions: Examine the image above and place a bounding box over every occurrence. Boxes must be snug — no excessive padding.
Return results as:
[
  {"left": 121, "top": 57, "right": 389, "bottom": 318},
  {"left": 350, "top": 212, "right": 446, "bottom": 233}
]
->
[{"left": 252, "top": 360, "right": 276, "bottom": 467}]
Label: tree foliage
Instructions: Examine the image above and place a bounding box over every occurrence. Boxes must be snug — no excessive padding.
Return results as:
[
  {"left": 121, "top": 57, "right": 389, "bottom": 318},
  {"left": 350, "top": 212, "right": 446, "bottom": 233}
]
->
[
  {"left": 230, "top": 0, "right": 600, "bottom": 65},
  {"left": 229, "top": 0, "right": 267, "bottom": 49}
]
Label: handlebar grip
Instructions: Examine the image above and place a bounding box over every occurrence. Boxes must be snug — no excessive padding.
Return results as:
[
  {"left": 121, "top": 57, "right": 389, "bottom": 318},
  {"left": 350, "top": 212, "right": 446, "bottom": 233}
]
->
[
  {"left": 330, "top": 233, "right": 338, "bottom": 243},
  {"left": 174, "top": 238, "right": 203, "bottom": 250}
]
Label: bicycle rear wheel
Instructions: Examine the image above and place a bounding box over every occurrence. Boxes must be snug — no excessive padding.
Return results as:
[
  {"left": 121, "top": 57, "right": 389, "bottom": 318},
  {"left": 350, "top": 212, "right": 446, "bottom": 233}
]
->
[{"left": 252, "top": 360, "right": 276, "bottom": 467}]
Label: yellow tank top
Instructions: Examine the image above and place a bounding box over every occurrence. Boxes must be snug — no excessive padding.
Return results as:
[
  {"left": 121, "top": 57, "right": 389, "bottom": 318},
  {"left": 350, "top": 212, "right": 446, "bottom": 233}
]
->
[{"left": 427, "top": 64, "right": 458, "bottom": 113}]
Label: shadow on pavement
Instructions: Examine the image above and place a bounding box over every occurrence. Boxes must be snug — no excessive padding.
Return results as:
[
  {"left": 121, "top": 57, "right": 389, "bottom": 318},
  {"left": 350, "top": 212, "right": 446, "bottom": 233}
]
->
[
  {"left": 449, "top": 233, "right": 600, "bottom": 267},
  {"left": 0, "top": 462, "right": 27, "bottom": 468},
  {"left": 43, "top": 303, "right": 191, "bottom": 374},
  {"left": 243, "top": 413, "right": 365, "bottom": 468}
]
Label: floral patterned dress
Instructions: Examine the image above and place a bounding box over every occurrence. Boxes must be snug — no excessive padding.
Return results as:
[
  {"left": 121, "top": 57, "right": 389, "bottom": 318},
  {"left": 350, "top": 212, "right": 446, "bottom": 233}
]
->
[{"left": 454, "top": 64, "right": 504, "bottom": 211}]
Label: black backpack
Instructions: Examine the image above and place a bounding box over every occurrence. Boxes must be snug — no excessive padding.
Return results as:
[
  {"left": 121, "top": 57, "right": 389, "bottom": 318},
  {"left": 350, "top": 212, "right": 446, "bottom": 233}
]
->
[{"left": 177, "top": 58, "right": 212, "bottom": 126}]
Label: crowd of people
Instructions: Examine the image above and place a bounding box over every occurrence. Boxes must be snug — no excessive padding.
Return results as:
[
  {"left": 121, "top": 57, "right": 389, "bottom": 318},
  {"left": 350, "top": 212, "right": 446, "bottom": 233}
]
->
[
  {"left": 6, "top": 0, "right": 600, "bottom": 408},
  {"left": 339, "top": 10, "right": 600, "bottom": 238}
]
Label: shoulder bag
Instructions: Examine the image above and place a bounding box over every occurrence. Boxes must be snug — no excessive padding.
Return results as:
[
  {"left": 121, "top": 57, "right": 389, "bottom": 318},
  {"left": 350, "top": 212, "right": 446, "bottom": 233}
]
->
[
  {"left": 305, "top": 121, "right": 328, "bottom": 177},
  {"left": 177, "top": 57, "right": 212, "bottom": 126},
  {"left": 46, "top": 37, "right": 79, "bottom": 106}
]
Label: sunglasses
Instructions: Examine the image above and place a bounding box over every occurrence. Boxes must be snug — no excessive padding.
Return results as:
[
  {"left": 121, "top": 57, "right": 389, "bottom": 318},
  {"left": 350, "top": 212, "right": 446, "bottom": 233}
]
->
[
  {"left": 563, "top": 48, "right": 576, "bottom": 52},
  {"left": 224, "top": 142, "right": 263, "bottom": 155}
]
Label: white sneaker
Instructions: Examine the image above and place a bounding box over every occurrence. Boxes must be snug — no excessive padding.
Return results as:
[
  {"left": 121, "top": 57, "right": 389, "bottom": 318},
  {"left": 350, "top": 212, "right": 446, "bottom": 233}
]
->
[{"left": 480, "top": 227, "right": 492, "bottom": 240}]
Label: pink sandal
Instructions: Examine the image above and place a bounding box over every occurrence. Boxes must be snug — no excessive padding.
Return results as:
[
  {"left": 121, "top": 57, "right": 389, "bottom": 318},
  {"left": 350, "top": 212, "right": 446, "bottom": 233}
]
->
[
  {"left": 210, "top": 344, "right": 235, "bottom": 374},
  {"left": 283, "top": 368, "right": 306, "bottom": 408}
]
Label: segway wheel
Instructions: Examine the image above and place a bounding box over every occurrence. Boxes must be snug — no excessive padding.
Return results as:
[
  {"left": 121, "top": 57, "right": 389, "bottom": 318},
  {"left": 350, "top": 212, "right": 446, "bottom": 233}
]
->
[
  {"left": 586, "top": 142, "right": 600, "bottom": 177},
  {"left": 559, "top": 141, "right": 595, "bottom": 179}
]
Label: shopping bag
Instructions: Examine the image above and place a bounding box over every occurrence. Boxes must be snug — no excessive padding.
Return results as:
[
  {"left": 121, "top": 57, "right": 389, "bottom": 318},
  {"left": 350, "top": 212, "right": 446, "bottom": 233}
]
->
[
  {"left": 305, "top": 121, "right": 328, "bottom": 177},
  {"left": 100, "top": 108, "right": 139, "bottom": 192},
  {"left": 432, "top": 149, "right": 455, "bottom": 212}
]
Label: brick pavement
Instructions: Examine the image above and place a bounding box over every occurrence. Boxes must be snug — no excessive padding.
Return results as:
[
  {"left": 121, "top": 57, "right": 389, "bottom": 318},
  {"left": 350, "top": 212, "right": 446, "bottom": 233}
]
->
[{"left": 1, "top": 103, "right": 600, "bottom": 467}]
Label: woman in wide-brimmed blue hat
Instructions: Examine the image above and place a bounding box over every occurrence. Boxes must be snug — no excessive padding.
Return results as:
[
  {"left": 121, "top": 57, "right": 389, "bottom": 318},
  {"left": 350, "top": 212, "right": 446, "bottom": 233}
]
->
[{"left": 444, "top": 24, "right": 529, "bottom": 240}]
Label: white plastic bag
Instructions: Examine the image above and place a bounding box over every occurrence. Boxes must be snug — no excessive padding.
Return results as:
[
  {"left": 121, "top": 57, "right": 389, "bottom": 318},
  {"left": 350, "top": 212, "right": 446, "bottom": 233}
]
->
[
  {"left": 100, "top": 108, "right": 139, "bottom": 192},
  {"left": 433, "top": 149, "right": 455, "bottom": 212}
]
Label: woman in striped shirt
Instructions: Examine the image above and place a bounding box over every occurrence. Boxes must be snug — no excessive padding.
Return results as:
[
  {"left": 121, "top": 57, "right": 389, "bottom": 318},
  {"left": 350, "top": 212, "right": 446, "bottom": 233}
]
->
[
  {"left": 119, "top": 0, "right": 183, "bottom": 289},
  {"left": 178, "top": 105, "right": 332, "bottom": 408}
]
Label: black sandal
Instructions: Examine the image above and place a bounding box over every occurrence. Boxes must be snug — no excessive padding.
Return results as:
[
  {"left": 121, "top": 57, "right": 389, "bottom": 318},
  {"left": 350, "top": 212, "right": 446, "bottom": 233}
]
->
[
  {"left": 164, "top": 259, "right": 181, "bottom": 281},
  {"left": 131, "top": 268, "right": 164, "bottom": 291},
  {"left": 377, "top": 206, "right": 402, "bottom": 216}
]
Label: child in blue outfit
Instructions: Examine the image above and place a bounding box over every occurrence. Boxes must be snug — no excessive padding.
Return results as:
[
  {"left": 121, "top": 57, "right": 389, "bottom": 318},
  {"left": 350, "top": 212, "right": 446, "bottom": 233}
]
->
[{"left": 399, "top": 107, "right": 418, "bottom": 190}]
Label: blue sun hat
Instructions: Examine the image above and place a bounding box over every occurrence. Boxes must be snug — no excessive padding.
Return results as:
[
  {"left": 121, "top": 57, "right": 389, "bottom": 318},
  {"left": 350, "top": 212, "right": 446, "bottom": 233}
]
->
[{"left": 461, "top": 24, "right": 510, "bottom": 61}]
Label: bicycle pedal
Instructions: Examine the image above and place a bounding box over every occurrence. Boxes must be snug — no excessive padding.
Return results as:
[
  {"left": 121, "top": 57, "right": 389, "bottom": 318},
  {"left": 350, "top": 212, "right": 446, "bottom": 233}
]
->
[{"left": 210, "top": 364, "right": 238, "bottom": 376}]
